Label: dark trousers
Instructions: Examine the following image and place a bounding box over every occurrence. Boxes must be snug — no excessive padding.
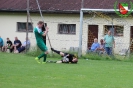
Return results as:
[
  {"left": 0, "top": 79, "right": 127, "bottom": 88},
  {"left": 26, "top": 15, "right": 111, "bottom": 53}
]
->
[
  {"left": 105, "top": 47, "right": 112, "bottom": 55},
  {"left": 0, "top": 46, "right": 2, "bottom": 51},
  {"left": 10, "top": 47, "right": 14, "bottom": 52},
  {"left": 18, "top": 46, "right": 25, "bottom": 53},
  {"left": 52, "top": 49, "right": 68, "bottom": 57}
]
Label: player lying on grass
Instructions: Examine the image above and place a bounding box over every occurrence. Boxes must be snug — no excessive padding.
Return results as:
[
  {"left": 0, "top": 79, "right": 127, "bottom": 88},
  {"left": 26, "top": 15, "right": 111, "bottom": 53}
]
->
[
  {"left": 49, "top": 48, "right": 78, "bottom": 64},
  {"left": 34, "top": 21, "right": 49, "bottom": 64}
]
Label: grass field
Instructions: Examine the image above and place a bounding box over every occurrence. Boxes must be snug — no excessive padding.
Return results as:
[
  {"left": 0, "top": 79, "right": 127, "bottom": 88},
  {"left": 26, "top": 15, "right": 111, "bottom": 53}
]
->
[{"left": 0, "top": 52, "right": 133, "bottom": 88}]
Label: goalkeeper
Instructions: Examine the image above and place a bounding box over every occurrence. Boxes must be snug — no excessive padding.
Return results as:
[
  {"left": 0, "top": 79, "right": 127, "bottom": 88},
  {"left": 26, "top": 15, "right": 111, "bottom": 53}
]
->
[{"left": 50, "top": 48, "right": 78, "bottom": 64}]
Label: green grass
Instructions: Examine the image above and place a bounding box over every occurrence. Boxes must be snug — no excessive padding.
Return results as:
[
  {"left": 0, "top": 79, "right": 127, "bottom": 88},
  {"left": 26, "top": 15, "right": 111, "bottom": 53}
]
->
[{"left": 0, "top": 52, "right": 133, "bottom": 88}]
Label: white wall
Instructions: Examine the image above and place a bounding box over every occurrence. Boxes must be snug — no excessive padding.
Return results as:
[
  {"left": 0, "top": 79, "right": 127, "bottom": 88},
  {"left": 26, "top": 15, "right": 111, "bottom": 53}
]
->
[
  {"left": 0, "top": 12, "right": 36, "bottom": 47},
  {"left": 0, "top": 12, "right": 80, "bottom": 51},
  {"left": 83, "top": 14, "right": 133, "bottom": 54}
]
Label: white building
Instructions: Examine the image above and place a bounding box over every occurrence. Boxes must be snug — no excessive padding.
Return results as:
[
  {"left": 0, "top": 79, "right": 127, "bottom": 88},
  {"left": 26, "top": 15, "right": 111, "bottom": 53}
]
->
[{"left": 0, "top": 0, "right": 133, "bottom": 54}]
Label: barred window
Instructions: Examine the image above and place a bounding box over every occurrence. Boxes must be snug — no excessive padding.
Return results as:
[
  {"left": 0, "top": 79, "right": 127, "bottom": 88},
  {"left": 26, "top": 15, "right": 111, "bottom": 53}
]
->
[
  {"left": 17, "top": 22, "right": 33, "bottom": 32},
  {"left": 58, "top": 24, "right": 76, "bottom": 34},
  {"left": 104, "top": 25, "right": 124, "bottom": 36}
]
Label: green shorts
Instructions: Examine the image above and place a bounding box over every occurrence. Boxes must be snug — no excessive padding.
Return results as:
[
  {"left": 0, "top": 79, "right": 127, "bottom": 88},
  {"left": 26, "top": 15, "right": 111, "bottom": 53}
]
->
[{"left": 37, "top": 42, "right": 48, "bottom": 52}]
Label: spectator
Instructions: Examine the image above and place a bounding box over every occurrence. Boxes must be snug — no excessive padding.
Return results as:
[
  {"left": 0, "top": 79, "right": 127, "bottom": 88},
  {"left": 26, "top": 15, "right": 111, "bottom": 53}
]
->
[
  {"left": 14, "top": 38, "right": 30, "bottom": 53},
  {"left": 97, "top": 39, "right": 105, "bottom": 55},
  {"left": 2, "top": 38, "right": 12, "bottom": 52},
  {"left": 10, "top": 37, "right": 22, "bottom": 53},
  {"left": 0, "top": 36, "right": 4, "bottom": 51},
  {"left": 104, "top": 30, "right": 115, "bottom": 55},
  {"left": 87, "top": 38, "right": 100, "bottom": 53}
]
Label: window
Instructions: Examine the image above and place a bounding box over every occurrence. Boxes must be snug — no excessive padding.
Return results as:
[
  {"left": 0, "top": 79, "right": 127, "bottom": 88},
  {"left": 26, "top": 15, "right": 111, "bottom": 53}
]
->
[
  {"left": 17, "top": 22, "right": 33, "bottom": 32},
  {"left": 104, "top": 25, "right": 124, "bottom": 36},
  {"left": 58, "top": 24, "right": 76, "bottom": 34}
]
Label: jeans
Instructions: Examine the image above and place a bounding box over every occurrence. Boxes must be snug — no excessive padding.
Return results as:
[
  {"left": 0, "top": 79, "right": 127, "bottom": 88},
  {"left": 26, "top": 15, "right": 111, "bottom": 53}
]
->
[
  {"left": 105, "top": 47, "right": 112, "bottom": 55},
  {"left": 17, "top": 46, "right": 25, "bottom": 53}
]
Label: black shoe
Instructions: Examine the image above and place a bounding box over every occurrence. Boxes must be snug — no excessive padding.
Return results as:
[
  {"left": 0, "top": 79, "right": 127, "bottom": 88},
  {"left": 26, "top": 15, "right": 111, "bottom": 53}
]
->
[{"left": 51, "top": 48, "right": 54, "bottom": 51}]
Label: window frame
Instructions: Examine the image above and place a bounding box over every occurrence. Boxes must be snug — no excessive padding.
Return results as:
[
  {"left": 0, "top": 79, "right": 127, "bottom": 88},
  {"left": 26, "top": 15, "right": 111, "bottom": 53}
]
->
[
  {"left": 17, "top": 22, "right": 33, "bottom": 32},
  {"left": 104, "top": 25, "right": 124, "bottom": 37},
  {"left": 58, "top": 24, "right": 76, "bottom": 35}
]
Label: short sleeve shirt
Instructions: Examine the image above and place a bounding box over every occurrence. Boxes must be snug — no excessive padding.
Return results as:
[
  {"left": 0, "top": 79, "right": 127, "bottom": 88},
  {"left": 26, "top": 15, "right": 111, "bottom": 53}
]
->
[
  {"left": 22, "top": 40, "right": 30, "bottom": 46},
  {"left": 7, "top": 40, "right": 12, "bottom": 46},
  {"left": 0, "top": 38, "right": 3, "bottom": 46},
  {"left": 14, "top": 40, "right": 22, "bottom": 47},
  {"left": 91, "top": 43, "right": 100, "bottom": 51},
  {"left": 104, "top": 35, "right": 114, "bottom": 47}
]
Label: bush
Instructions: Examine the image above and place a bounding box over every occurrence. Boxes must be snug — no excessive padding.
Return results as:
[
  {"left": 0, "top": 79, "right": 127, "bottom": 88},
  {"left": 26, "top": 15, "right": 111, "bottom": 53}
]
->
[
  {"left": 129, "top": 54, "right": 133, "bottom": 59},
  {"left": 123, "top": 54, "right": 133, "bottom": 62},
  {"left": 26, "top": 46, "right": 42, "bottom": 57},
  {"left": 81, "top": 53, "right": 133, "bottom": 61},
  {"left": 26, "top": 46, "right": 133, "bottom": 61},
  {"left": 81, "top": 53, "right": 116, "bottom": 60},
  {"left": 26, "top": 46, "right": 61, "bottom": 58}
]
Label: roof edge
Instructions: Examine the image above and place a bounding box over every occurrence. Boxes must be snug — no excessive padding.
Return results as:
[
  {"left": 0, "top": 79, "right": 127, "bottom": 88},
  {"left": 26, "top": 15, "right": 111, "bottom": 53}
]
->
[{"left": 0, "top": 9, "right": 80, "bottom": 14}]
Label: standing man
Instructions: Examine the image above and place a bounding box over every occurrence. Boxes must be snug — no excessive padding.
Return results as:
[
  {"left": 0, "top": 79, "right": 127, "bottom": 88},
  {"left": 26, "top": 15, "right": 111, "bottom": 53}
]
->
[
  {"left": 34, "top": 21, "right": 49, "bottom": 64},
  {"left": 0, "top": 36, "right": 4, "bottom": 51},
  {"left": 104, "top": 30, "right": 115, "bottom": 55}
]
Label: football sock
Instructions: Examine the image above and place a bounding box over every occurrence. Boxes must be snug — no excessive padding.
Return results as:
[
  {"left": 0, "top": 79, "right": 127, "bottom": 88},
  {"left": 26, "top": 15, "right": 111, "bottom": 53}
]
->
[
  {"left": 43, "top": 54, "right": 47, "bottom": 62},
  {"left": 38, "top": 53, "right": 44, "bottom": 59},
  {"left": 51, "top": 48, "right": 60, "bottom": 54}
]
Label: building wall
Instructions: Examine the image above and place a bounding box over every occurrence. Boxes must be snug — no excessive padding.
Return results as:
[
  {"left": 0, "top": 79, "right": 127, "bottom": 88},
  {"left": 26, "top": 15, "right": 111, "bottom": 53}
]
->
[
  {"left": 0, "top": 12, "right": 132, "bottom": 54},
  {"left": 0, "top": 12, "right": 80, "bottom": 51},
  {"left": 0, "top": 12, "right": 36, "bottom": 48},
  {"left": 82, "top": 14, "right": 133, "bottom": 54}
]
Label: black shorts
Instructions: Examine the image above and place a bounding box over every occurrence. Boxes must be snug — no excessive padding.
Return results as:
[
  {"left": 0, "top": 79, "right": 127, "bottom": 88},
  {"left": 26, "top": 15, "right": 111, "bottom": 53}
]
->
[{"left": 61, "top": 53, "right": 68, "bottom": 57}]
